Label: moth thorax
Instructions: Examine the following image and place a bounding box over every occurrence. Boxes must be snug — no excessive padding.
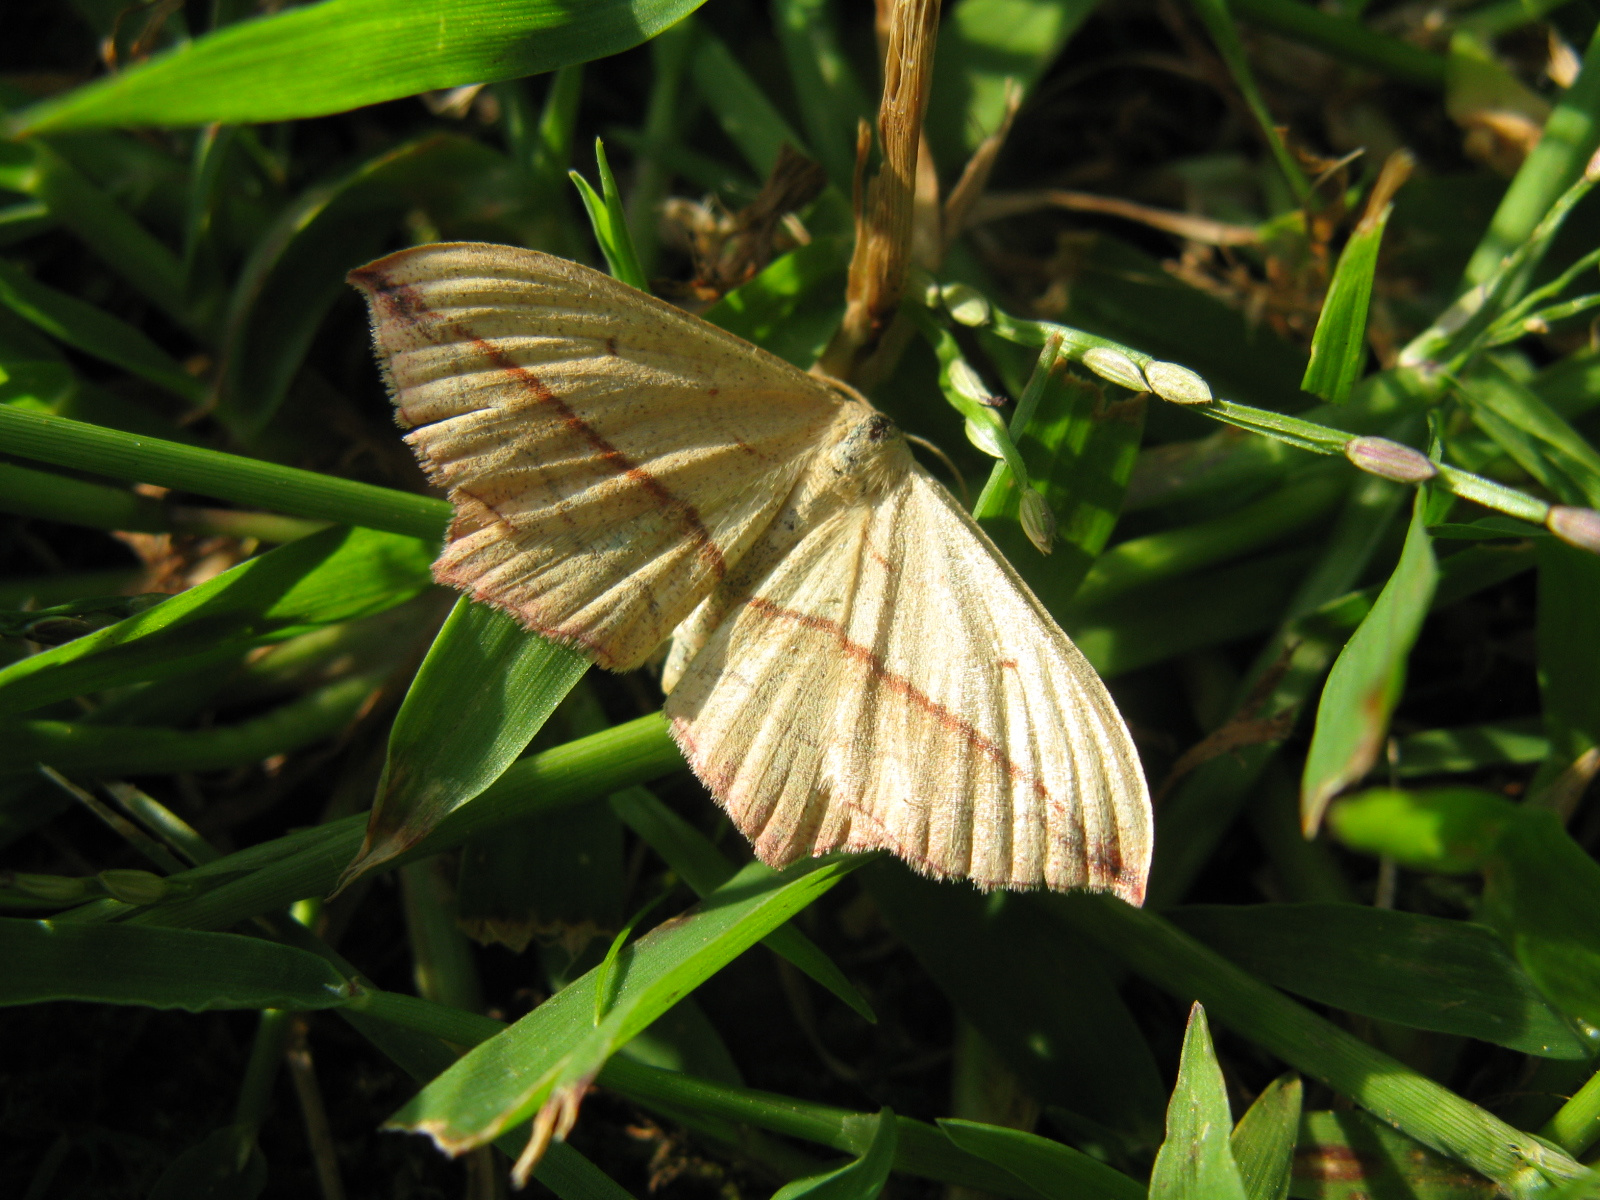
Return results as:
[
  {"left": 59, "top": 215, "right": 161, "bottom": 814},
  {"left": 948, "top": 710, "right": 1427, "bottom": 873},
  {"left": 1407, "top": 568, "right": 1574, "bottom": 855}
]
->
[{"left": 829, "top": 413, "right": 911, "bottom": 497}]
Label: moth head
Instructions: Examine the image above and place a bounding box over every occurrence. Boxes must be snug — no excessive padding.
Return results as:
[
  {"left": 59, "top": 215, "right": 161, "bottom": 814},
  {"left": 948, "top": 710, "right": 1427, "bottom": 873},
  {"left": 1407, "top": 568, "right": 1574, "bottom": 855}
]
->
[{"left": 829, "top": 413, "right": 912, "bottom": 498}]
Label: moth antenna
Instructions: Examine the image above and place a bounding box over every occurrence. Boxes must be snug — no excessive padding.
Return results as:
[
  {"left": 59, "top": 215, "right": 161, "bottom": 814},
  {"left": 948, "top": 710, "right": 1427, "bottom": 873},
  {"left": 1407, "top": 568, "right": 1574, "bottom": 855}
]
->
[{"left": 905, "top": 433, "right": 970, "bottom": 506}]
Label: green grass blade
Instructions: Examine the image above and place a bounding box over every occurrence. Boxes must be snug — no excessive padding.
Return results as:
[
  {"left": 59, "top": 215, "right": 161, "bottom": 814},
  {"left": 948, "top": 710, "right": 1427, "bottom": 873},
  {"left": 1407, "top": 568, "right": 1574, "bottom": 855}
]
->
[
  {"left": 774, "top": 0, "right": 871, "bottom": 189},
  {"left": 120, "top": 715, "right": 682, "bottom": 933},
  {"left": 343, "top": 597, "right": 589, "bottom": 882},
  {"left": 1460, "top": 365, "right": 1600, "bottom": 508},
  {"left": 1301, "top": 204, "right": 1392, "bottom": 404},
  {"left": 773, "top": 1108, "right": 897, "bottom": 1200},
  {"left": 1043, "top": 893, "right": 1588, "bottom": 1195},
  {"left": 0, "top": 918, "right": 349, "bottom": 1010},
  {"left": 0, "top": 256, "right": 204, "bottom": 403},
  {"left": 12, "top": 0, "right": 715, "bottom": 132},
  {"left": 1301, "top": 491, "right": 1439, "bottom": 831},
  {"left": 1227, "top": 0, "right": 1445, "bottom": 87},
  {"left": 0, "top": 525, "right": 430, "bottom": 717},
  {"left": 1393, "top": 720, "right": 1549, "bottom": 776},
  {"left": 1231, "top": 1074, "right": 1301, "bottom": 1200},
  {"left": 2, "top": 672, "right": 382, "bottom": 775},
  {"left": 1169, "top": 904, "right": 1589, "bottom": 1057},
  {"left": 937, "top": 1120, "right": 1143, "bottom": 1200},
  {"left": 607, "top": 787, "right": 876, "bottom": 1022},
  {"left": 387, "top": 856, "right": 862, "bottom": 1159},
  {"left": 703, "top": 237, "right": 852, "bottom": 367},
  {"left": 1150, "top": 1004, "right": 1249, "bottom": 1200},
  {"left": 1462, "top": 27, "right": 1600, "bottom": 287},
  {"left": 570, "top": 139, "right": 648, "bottom": 289},
  {"left": 689, "top": 30, "right": 809, "bottom": 178},
  {"left": 0, "top": 406, "right": 448, "bottom": 538}
]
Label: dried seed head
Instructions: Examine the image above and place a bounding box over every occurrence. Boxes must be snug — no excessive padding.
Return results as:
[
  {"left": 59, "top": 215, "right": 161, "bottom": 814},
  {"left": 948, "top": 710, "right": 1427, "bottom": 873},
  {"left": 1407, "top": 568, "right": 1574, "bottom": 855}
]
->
[
  {"left": 1081, "top": 347, "right": 1149, "bottom": 392},
  {"left": 1548, "top": 505, "right": 1600, "bottom": 554},
  {"left": 941, "top": 283, "right": 992, "bottom": 327},
  {"left": 1020, "top": 487, "right": 1056, "bottom": 554},
  {"left": 1343, "top": 436, "right": 1437, "bottom": 483},
  {"left": 1144, "top": 361, "right": 1212, "bottom": 405}
]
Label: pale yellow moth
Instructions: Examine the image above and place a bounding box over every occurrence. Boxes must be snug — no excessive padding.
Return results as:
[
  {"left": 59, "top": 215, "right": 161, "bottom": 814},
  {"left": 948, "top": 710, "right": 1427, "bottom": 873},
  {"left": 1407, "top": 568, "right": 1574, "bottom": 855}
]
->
[{"left": 350, "top": 243, "right": 1153, "bottom": 903}]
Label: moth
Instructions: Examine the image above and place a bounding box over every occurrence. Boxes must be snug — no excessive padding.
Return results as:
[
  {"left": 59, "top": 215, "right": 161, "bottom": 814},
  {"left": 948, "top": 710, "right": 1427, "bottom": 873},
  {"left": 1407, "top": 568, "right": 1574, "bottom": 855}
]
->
[{"left": 351, "top": 243, "right": 1152, "bottom": 903}]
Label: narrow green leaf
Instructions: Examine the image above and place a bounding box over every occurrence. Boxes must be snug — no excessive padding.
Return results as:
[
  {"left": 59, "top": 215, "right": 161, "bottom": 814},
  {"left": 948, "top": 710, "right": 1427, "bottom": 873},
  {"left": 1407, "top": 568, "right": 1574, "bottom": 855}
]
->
[
  {"left": 570, "top": 139, "right": 648, "bottom": 290},
  {"left": 345, "top": 597, "right": 587, "bottom": 883},
  {"left": 773, "top": 1107, "right": 897, "bottom": 1200},
  {"left": 703, "top": 237, "right": 851, "bottom": 368},
  {"left": 1226, "top": 0, "right": 1446, "bottom": 88},
  {"left": 1170, "top": 904, "right": 1589, "bottom": 1058},
  {"left": 12, "top": 0, "right": 714, "bottom": 132},
  {"left": 0, "top": 918, "right": 348, "bottom": 1010},
  {"left": 1230, "top": 1074, "right": 1301, "bottom": 1200},
  {"left": 1301, "top": 491, "right": 1439, "bottom": 830},
  {"left": 1150, "top": 1004, "right": 1249, "bottom": 1200},
  {"left": 608, "top": 787, "right": 876, "bottom": 1022},
  {"left": 1393, "top": 720, "right": 1549, "bottom": 776},
  {"left": 0, "top": 525, "right": 431, "bottom": 717},
  {"left": 1302, "top": 208, "right": 1391, "bottom": 404},
  {"left": 773, "top": 0, "right": 870, "bottom": 189},
  {"left": 937, "top": 1120, "right": 1144, "bottom": 1200},
  {"left": 0, "top": 257, "right": 204, "bottom": 402},
  {"left": 1461, "top": 365, "right": 1600, "bottom": 508},
  {"left": 388, "top": 855, "right": 861, "bottom": 1156},
  {"left": 0, "top": 405, "right": 450, "bottom": 539}
]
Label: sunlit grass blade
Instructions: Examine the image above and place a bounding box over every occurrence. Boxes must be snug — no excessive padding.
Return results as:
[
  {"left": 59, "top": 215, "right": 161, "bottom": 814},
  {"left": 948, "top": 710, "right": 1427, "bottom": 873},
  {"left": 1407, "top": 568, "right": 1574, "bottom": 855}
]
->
[
  {"left": 1150, "top": 1004, "right": 1249, "bottom": 1200},
  {"left": 704, "top": 237, "right": 852, "bottom": 368},
  {"left": 1301, "top": 191, "right": 1397, "bottom": 405},
  {"left": 11, "top": 0, "right": 716, "bottom": 132},
  {"left": 0, "top": 525, "right": 430, "bottom": 717},
  {"left": 1230, "top": 1074, "right": 1301, "bottom": 1200},
  {"left": 570, "top": 139, "right": 648, "bottom": 289},
  {"left": 1301, "top": 491, "right": 1438, "bottom": 831},
  {"left": 774, "top": 0, "right": 870, "bottom": 189},
  {"left": 608, "top": 787, "right": 876, "bottom": 1022},
  {"left": 689, "top": 29, "right": 809, "bottom": 177},
  {"left": 387, "top": 856, "right": 863, "bottom": 1177},
  {"left": 0, "top": 918, "right": 349, "bottom": 1010},
  {"left": 342, "top": 597, "right": 588, "bottom": 885},
  {"left": 1460, "top": 365, "right": 1600, "bottom": 508},
  {"left": 0, "top": 405, "right": 448, "bottom": 538}
]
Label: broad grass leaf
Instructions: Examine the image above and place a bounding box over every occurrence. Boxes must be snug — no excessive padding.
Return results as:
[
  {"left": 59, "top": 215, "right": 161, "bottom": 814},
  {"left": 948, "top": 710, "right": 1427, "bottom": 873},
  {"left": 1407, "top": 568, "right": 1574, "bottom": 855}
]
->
[
  {"left": 1149, "top": 1004, "right": 1248, "bottom": 1200},
  {"left": 0, "top": 525, "right": 432, "bottom": 717},
  {"left": 1230, "top": 1074, "right": 1300, "bottom": 1200},
  {"left": 1294, "top": 1110, "right": 1495, "bottom": 1199},
  {"left": 773, "top": 1107, "right": 897, "bottom": 1200},
  {"left": 936, "top": 1120, "right": 1143, "bottom": 1200},
  {"left": 1302, "top": 491, "right": 1438, "bottom": 830},
  {"left": 609, "top": 787, "right": 875, "bottom": 1021},
  {"left": 387, "top": 856, "right": 861, "bottom": 1156},
  {"left": 343, "top": 597, "right": 588, "bottom": 884},
  {"left": 0, "top": 918, "right": 348, "bottom": 1010},
  {"left": 1170, "top": 903, "right": 1588, "bottom": 1058},
  {"left": 1302, "top": 209, "right": 1391, "bottom": 404},
  {"left": 866, "top": 862, "right": 1166, "bottom": 1142},
  {"left": 14, "top": 0, "right": 715, "bottom": 132},
  {"left": 219, "top": 134, "right": 510, "bottom": 438}
]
